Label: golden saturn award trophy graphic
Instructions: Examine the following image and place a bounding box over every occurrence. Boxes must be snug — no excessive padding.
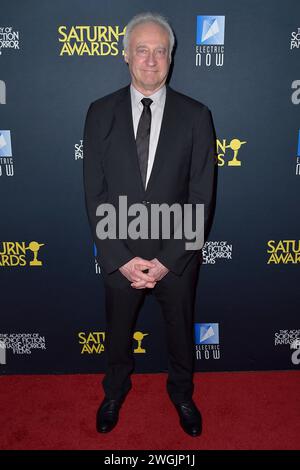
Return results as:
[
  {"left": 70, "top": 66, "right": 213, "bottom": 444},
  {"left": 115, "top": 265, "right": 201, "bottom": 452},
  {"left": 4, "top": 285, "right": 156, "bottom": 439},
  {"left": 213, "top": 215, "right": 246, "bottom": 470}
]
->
[
  {"left": 226, "top": 138, "right": 247, "bottom": 166},
  {"left": 26, "top": 241, "right": 45, "bottom": 266},
  {"left": 133, "top": 331, "right": 148, "bottom": 353}
]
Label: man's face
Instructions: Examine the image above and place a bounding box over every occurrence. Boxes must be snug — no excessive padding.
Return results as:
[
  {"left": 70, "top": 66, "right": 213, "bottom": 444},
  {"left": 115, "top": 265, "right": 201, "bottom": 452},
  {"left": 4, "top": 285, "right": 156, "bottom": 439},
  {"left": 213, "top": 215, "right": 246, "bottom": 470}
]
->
[{"left": 125, "top": 21, "right": 171, "bottom": 95}]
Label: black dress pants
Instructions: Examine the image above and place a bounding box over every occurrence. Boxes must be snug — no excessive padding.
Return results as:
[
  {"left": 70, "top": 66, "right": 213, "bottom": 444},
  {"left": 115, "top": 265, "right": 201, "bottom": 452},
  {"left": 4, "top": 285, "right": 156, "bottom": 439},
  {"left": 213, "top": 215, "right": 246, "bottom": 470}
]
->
[{"left": 102, "top": 255, "right": 200, "bottom": 404}]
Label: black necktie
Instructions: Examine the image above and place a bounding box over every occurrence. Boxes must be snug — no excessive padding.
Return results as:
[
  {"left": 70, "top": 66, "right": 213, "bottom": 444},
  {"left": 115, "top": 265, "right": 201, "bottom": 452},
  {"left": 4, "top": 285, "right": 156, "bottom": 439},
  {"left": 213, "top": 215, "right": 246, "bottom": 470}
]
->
[{"left": 136, "top": 98, "right": 153, "bottom": 188}]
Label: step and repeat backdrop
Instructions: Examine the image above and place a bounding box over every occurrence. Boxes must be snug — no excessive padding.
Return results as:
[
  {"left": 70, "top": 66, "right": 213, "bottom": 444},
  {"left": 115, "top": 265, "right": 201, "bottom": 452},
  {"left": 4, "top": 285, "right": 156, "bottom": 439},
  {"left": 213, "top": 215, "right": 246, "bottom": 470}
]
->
[{"left": 1, "top": 0, "right": 299, "bottom": 374}]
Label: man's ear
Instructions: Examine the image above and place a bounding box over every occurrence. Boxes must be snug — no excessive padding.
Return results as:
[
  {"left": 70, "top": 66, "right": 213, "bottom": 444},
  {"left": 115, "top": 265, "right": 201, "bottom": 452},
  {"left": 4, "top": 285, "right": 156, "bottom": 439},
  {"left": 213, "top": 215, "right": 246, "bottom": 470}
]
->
[{"left": 124, "top": 51, "right": 129, "bottom": 63}]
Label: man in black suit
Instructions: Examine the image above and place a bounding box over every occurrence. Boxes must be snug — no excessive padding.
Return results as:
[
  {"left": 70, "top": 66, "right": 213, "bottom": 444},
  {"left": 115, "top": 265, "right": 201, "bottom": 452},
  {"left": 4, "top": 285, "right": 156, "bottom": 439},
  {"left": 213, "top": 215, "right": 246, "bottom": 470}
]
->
[{"left": 83, "top": 12, "right": 216, "bottom": 437}]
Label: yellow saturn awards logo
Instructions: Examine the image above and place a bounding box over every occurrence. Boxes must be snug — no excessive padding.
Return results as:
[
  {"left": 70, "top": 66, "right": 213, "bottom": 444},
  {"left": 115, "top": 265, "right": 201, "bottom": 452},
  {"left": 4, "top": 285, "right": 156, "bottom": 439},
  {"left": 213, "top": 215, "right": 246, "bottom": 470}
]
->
[
  {"left": 78, "top": 331, "right": 149, "bottom": 354},
  {"left": 78, "top": 332, "right": 105, "bottom": 354},
  {"left": 133, "top": 331, "right": 149, "bottom": 353},
  {"left": 267, "top": 240, "right": 300, "bottom": 264},
  {"left": 58, "top": 25, "right": 126, "bottom": 56},
  {"left": 217, "top": 138, "right": 247, "bottom": 166},
  {"left": 0, "top": 241, "right": 45, "bottom": 267}
]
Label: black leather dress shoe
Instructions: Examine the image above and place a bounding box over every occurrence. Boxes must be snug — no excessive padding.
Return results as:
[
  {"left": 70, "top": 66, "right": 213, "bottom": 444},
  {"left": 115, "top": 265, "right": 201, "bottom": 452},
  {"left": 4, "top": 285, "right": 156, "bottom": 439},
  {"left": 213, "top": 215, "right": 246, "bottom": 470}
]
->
[
  {"left": 96, "top": 397, "right": 123, "bottom": 433},
  {"left": 174, "top": 400, "right": 202, "bottom": 437}
]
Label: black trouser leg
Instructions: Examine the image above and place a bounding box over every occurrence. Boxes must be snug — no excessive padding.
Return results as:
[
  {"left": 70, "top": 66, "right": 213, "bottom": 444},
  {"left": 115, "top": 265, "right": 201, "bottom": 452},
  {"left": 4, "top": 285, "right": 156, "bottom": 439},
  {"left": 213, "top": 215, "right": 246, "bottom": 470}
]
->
[
  {"left": 153, "top": 256, "right": 200, "bottom": 404},
  {"left": 102, "top": 284, "right": 145, "bottom": 401}
]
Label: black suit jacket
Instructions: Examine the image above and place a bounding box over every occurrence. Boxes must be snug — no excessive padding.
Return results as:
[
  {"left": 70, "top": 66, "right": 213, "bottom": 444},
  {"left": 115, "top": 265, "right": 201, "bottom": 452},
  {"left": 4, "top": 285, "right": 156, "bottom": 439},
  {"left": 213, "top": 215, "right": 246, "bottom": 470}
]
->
[{"left": 83, "top": 84, "right": 216, "bottom": 287}]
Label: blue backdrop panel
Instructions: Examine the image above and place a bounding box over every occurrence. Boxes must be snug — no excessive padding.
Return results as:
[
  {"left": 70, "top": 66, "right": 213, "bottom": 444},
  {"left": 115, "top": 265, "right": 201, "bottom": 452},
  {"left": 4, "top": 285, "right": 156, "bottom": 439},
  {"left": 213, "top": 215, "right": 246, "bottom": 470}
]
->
[{"left": 0, "top": 0, "right": 299, "bottom": 374}]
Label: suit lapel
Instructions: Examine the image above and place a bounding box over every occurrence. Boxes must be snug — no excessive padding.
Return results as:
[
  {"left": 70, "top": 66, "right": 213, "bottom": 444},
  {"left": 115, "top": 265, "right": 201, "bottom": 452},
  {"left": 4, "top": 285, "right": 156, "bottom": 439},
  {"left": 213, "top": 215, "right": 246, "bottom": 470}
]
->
[{"left": 114, "top": 85, "right": 145, "bottom": 196}]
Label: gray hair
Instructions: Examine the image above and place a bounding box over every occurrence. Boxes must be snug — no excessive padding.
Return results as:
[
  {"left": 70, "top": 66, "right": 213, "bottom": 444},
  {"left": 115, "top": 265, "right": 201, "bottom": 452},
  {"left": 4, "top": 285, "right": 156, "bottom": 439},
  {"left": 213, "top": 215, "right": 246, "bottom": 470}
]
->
[{"left": 123, "top": 12, "right": 175, "bottom": 60}]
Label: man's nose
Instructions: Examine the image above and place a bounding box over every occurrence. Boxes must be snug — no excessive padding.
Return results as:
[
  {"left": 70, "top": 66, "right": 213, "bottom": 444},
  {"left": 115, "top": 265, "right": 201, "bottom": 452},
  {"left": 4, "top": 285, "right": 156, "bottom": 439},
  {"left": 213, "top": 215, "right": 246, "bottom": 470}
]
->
[{"left": 145, "top": 51, "right": 157, "bottom": 65}]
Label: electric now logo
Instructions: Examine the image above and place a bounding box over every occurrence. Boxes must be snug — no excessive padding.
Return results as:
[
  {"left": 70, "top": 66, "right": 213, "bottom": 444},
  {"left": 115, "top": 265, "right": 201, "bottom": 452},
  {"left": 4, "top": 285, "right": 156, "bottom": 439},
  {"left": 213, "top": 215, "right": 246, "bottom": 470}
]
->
[
  {"left": 195, "top": 323, "right": 220, "bottom": 360},
  {"left": 0, "top": 80, "right": 5, "bottom": 104},
  {"left": 195, "top": 16, "right": 225, "bottom": 67},
  {"left": 93, "top": 243, "right": 101, "bottom": 274},
  {"left": 0, "top": 130, "right": 14, "bottom": 177},
  {"left": 0, "top": 130, "right": 12, "bottom": 156},
  {"left": 195, "top": 323, "right": 219, "bottom": 344},
  {"left": 196, "top": 16, "right": 225, "bottom": 45},
  {"left": 0, "top": 340, "right": 6, "bottom": 364},
  {"left": 295, "top": 130, "right": 300, "bottom": 176}
]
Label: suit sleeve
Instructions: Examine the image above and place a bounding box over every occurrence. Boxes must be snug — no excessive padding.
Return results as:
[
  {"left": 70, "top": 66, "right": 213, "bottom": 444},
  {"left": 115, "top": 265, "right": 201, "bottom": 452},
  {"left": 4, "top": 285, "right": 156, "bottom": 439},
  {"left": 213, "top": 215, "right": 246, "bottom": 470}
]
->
[
  {"left": 156, "top": 105, "right": 216, "bottom": 276},
  {"left": 83, "top": 102, "right": 134, "bottom": 274}
]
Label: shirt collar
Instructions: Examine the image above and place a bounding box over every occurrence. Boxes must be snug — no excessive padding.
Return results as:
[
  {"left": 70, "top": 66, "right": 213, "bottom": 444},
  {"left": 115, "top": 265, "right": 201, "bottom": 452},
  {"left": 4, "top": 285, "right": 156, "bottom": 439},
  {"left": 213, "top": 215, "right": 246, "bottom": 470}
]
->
[{"left": 130, "top": 83, "right": 166, "bottom": 108}]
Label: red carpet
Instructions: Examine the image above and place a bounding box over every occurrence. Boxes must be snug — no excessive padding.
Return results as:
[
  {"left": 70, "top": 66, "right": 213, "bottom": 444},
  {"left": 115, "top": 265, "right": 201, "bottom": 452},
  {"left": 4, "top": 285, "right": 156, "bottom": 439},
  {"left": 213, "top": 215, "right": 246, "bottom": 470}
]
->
[{"left": 0, "top": 371, "right": 299, "bottom": 450}]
